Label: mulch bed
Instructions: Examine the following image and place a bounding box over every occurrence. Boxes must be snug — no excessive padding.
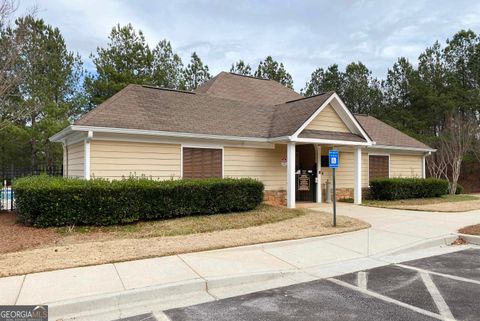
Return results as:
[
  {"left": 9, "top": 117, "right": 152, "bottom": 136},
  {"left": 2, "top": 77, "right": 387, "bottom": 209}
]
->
[
  {"left": 458, "top": 224, "right": 480, "bottom": 236},
  {"left": 0, "top": 211, "right": 59, "bottom": 253}
]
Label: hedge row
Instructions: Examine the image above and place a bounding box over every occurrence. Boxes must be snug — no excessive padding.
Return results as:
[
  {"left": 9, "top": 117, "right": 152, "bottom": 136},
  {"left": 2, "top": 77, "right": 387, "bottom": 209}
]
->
[
  {"left": 369, "top": 177, "right": 449, "bottom": 200},
  {"left": 13, "top": 176, "right": 264, "bottom": 227}
]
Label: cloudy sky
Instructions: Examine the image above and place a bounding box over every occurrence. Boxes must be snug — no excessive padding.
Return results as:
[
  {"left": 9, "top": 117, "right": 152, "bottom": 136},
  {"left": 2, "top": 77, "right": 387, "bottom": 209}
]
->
[{"left": 17, "top": 0, "right": 480, "bottom": 90}]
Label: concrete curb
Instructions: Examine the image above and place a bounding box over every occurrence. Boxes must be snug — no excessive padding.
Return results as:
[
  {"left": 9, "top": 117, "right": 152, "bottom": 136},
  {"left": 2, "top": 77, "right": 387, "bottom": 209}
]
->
[
  {"left": 457, "top": 233, "right": 480, "bottom": 245},
  {"left": 49, "top": 270, "right": 301, "bottom": 320},
  {"left": 49, "top": 278, "right": 206, "bottom": 320},
  {"left": 49, "top": 233, "right": 476, "bottom": 320},
  {"left": 205, "top": 270, "right": 298, "bottom": 290},
  {"left": 377, "top": 234, "right": 459, "bottom": 257}
]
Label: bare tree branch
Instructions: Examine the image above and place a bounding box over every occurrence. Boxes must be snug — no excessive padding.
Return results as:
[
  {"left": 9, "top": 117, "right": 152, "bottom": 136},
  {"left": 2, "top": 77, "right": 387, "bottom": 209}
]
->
[
  {"left": 439, "top": 112, "right": 479, "bottom": 194},
  {"left": 0, "top": 0, "right": 38, "bottom": 131}
]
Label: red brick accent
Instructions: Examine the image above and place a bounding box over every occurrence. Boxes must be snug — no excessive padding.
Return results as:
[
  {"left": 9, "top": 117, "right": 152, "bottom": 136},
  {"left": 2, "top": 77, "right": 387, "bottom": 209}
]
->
[
  {"left": 264, "top": 187, "right": 371, "bottom": 206},
  {"left": 263, "top": 190, "right": 287, "bottom": 206},
  {"left": 322, "top": 187, "right": 353, "bottom": 200},
  {"left": 322, "top": 187, "right": 371, "bottom": 201}
]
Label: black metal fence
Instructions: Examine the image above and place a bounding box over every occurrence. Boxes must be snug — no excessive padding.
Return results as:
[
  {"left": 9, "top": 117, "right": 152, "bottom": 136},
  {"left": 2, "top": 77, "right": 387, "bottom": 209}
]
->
[
  {"left": 1, "top": 183, "right": 14, "bottom": 211},
  {"left": 0, "top": 165, "right": 63, "bottom": 211}
]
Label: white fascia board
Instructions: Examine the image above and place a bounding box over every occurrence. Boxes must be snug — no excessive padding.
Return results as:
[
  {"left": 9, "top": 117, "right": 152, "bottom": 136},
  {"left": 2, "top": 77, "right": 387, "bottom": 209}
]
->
[
  {"left": 369, "top": 144, "right": 436, "bottom": 153},
  {"left": 268, "top": 136, "right": 292, "bottom": 142},
  {"left": 68, "top": 125, "right": 272, "bottom": 143},
  {"left": 49, "top": 125, "right": 73, "bottom": 142},
  {"left": 290, "top": 93, "right": 372, "bottom": 144},
  {"left": 291, "top": 94, "right": 335, "bottom": 138},
  {"left": 292, "top": 137, "right": 371, "bottom": 146},
  {"left": 330, "top": 93, "right": 373, "bottom": 144}
]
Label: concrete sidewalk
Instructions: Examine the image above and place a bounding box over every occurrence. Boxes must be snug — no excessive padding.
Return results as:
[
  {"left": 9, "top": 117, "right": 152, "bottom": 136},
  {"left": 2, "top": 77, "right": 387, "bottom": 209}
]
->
[{"left": 1, "top": 203, "right": 480, "bottom": 313}]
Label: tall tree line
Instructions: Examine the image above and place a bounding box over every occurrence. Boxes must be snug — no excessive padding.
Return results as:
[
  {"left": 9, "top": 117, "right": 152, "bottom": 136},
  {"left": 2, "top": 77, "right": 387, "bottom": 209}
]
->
[
  {"left": 0, "top": 1, "right": 478, "bottom": 188},
  {"left": 301, "top": 30, "right": 480, "bottom": 191}
]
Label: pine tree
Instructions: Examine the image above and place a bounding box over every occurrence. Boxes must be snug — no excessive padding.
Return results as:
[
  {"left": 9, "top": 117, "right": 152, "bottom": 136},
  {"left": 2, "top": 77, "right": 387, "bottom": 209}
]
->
[
  {"left": 230, "top": 60, "right": 252, "bottom": 75},
  {"left": 152, "top": 39, "right": 184, "bottom": 89},
  {"left": 85, "top": 23, "right": 154, "bottom": 106},
  {"left": 254, "top": 56, "right": 293, "bottom": 88},
  {"left": 182, "top": 52, "right": 211, "bottom": 90}
]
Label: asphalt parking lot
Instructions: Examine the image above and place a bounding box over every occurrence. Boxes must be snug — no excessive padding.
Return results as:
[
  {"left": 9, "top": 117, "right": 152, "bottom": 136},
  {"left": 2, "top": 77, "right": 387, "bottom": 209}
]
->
[{"left": 161, "top": 248, "right": 480, "bottom": 321}]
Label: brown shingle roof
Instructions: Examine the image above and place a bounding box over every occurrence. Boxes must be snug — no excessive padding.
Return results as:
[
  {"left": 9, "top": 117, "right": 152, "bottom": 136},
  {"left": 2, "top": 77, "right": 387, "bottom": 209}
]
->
[
  {"left": 195, "top": 72, "right": 301, "bottom": 105},
  {"left": 76, "top": 85, "right": 276, "bottom": 138},
  {"left": 72, "top": 72, "right": 432, "bottom": 150},
  {"left": 299, "top": 129, "right": 366, "bottom": 142},
  {"left": 355, "top": 115, "right": 431, "bottom": 149},
  {"left": 269, "top": 93, "right": 334, "bottom": 137}
]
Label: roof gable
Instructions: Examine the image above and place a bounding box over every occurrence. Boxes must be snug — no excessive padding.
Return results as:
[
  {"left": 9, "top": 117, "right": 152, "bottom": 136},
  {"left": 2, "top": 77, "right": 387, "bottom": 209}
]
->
[
  {"left": 304, "top": 104, "right": 351, "bottom": 133},
  {"left": 290, "top": 93, "right": 372, "bottom": 144},
  {"left": 195, "top": 72, "right": 301, "bottom": 105}
]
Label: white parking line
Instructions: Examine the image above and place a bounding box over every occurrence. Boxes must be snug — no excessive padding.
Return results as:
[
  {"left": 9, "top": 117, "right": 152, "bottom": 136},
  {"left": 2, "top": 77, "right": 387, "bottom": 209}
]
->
[
  {"left": 328, "top": 278, "right": 453, "bottom": 321},
  {"left": 395, "top": 264, "right": 480, "bottom": 285},
  {"left": 357, "top": 271, "right": 367, "bottom": 290},
  {"left": 419, "top": 271, "right": 455, "bottom": 320}
]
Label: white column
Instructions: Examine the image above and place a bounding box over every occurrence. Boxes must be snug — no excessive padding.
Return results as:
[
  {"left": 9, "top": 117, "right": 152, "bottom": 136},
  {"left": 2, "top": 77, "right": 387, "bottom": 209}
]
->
[
  {"left": 316, "top": 145, "right": 322, "bottom": 203},
  {"left": 354, "top": 147, "right": 362, "bottom": 205},
  {"left": 287, "top": 142, "right": 296, "bottom": 208},
  {"left": 422, "top": 154, "right": 426, "bottom": 178},
  {"left": 62, "top": 143, "right": 68, "bottom": 178},
  {"left": 84, "top": 131, "right": 93, "bottom": 180}
]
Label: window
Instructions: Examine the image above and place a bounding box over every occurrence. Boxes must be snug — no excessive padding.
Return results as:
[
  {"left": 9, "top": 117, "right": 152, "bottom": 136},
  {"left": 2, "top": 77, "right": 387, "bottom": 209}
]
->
[
  {"left": 182, "top": 147, "right": 222, "bottom": 179},
  {"left": 369, "top": 155, "right": 389, "bottom": 182}
]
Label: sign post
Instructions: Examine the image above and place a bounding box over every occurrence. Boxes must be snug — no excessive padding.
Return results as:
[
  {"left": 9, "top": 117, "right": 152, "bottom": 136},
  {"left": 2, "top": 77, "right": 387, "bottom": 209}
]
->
[{"left": 328, "top": 150, "right": 339, "bottom": 227}]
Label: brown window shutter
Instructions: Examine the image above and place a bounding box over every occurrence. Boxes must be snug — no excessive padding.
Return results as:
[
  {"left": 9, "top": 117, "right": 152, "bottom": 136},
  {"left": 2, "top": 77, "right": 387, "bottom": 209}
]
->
[
  {"left": 183, "top": 148, "right": 222, "bottom": 179},
  {"left": 369, "top": 155, "right": 389, "bottom": 182}
]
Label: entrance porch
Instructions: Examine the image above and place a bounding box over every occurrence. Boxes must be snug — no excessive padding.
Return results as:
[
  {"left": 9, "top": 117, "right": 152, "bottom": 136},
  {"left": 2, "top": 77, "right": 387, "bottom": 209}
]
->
[{"left": 286, "top": 142, "right": 364, "bottom": 208}]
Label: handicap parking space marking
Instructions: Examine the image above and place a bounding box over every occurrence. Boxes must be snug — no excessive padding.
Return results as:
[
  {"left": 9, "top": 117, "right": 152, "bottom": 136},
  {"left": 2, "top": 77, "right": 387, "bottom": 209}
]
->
[
  {"left": 418, "top": 271, "right": 455, "bottom": 320},
  {"left": 428, "top": 274, "right": 480, "bottom": 321},
  {"left": 395, "top": 263, "right": 480, "bottom": 286},
  {"left": 328, "top": 278, "right": 449, "bottom": 321},
  {"left": 165, "top": 279, "right": 441, "bottom": 321},
  {"left": 335, "top": 265, "right": 441, "bottom": 315},
  {"left": 399, "top": 248, "right": 480, "bottom": 282},
  {"left": 334, "top": 249, "right": 480, "bottom": 321}
]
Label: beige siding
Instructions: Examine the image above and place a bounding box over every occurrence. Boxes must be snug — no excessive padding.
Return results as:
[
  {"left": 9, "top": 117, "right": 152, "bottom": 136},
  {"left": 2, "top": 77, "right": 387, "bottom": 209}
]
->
[
  {"left": 321, "top": 151, "right": 369, "bottom": 188},
  {"left": 224, "top": 144, "right": 286, "bottom": 191},
  {"left": 90, "top": 140, "right": 181, "bottom": 180},
  {"left": 320, "top": 150, "right": 423, "bottom": 189},
  {"left": 304, "top": 104, "right": 350, "bottom": 133},
  {"left": 390, "top": 154, "right": 423, "bottom": 178},
  {"left": 66, "top": 142, "right": 84, "bottom": 178}
]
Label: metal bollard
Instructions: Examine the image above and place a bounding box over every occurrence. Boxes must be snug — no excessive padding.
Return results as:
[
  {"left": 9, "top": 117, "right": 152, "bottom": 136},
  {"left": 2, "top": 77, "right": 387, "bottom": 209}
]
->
[{"left": 325, "top": 179, "right": 332, "bottom": 204}]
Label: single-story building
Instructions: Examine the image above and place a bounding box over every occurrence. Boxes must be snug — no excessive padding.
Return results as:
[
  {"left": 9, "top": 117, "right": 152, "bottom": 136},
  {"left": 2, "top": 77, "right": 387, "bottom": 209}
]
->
[{"left": 50, "top": 72, "right": 435, "bottom": 208}]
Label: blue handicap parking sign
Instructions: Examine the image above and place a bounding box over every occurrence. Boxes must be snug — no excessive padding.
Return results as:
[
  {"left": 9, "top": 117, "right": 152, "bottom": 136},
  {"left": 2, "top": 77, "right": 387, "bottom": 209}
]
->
[{"left": 329, "top": 150, "right": 339, "bottom": 168}]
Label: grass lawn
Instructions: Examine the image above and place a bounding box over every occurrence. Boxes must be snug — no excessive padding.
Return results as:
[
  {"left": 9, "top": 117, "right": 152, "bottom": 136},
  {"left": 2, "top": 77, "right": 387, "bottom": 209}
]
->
[
  {"left": 0, "top": 205, "right": 303, "bottom": 254},
  {"left": 363, "top": 194, "right": 480, "bottom": 212},
  {"left": 0, "top": 205, "right": 369, "bottom": 276},
  {"left": 459, "top": 224, "right": 480, "bottom": 235},
  {"left": 55, "top": 204, "right": 305, "bottom": 238}
]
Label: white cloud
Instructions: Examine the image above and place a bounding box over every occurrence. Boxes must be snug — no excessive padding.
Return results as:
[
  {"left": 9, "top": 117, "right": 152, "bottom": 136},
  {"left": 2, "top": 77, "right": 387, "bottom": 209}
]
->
[{"left": 14, "top": 0, "right": 480, "bottom": 90}]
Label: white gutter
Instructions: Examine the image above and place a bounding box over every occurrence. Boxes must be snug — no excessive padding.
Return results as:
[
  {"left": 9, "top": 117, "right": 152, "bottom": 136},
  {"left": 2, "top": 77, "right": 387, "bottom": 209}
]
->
[
  {"left": 50, "top": 126, "right": 435, "bottom": 152},
  {"left": 368, "top": 144, "right": 436, "bottom": 153},
  {"left": 50, "top": 125, "right": 274, "bottom": 143},
  {"left": 291, "top": 137, "right": 372, "bottom": 146}
]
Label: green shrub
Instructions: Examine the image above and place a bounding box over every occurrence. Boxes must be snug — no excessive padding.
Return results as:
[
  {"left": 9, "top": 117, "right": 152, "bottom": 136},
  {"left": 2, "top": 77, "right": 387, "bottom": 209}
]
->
[
  {"left": 13, "top": 176, "right": 264, "bottom": 227},
  {"left": 455, "top": 184, "right": 463, "bottom": 194},
  {"left": 369, "top": 177, "right": 449, "bottom": 200}
]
